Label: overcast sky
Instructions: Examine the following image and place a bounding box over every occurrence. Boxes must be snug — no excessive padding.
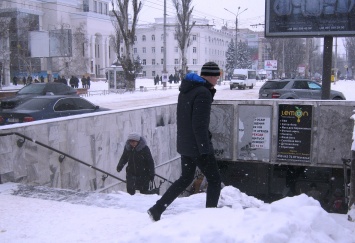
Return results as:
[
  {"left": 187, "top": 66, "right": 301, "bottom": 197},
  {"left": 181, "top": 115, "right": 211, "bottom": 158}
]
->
[{"left": 139, "top": 0, "right": 265, "bottom": 31}]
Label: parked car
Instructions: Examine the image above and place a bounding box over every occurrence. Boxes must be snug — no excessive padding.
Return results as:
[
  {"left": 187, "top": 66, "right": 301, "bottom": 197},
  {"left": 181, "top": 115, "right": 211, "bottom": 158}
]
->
[
  {"left": 0, "top": 83, "right": 78, "bottom": 109},
  {"left": 258, "top": 79, "right": 346, "bottom": 100},
  {"left": 0, "top": 96, "right": 109, "bottom": 125}
]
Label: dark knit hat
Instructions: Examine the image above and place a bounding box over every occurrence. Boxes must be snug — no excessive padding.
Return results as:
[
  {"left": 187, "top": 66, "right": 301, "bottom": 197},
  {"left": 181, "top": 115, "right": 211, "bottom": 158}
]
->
[
  {"left": 200, "top": 62, "right": 220, "bottom": 76},
  {"left": 127, "top": 132, "right": 140, "bottom": 142}
]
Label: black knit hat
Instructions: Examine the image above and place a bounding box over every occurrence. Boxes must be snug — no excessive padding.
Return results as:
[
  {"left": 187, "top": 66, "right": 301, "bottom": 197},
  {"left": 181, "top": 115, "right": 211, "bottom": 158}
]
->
[{"left": 200, "top": 62, "right": 220, "bottom": 76}]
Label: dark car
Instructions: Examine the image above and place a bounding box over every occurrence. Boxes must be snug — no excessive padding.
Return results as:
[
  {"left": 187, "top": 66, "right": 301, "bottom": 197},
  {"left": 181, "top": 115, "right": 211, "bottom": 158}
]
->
[
  {"left": 0, "top": 96, "right": 110, "bottom": 125},
  {"left": 0, "top": 83, "right": 78, "bottom": 109},
  {"left": 258, "top": 79, "right": 346, "bottom": 100}
]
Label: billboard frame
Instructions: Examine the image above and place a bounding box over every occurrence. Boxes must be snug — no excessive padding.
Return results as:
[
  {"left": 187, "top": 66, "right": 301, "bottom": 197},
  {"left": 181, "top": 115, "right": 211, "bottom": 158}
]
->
[{"left": 265, "top": 0, "right": 355, "bottom": 37}]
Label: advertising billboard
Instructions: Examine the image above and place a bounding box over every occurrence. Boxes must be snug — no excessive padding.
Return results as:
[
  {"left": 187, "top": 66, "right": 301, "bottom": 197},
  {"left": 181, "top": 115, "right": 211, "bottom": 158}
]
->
[
  {"left": 264, "top": 60, "right": 278, "bottom": 70},
  {"left": 265, "top": 0, "right": 355, "bottom": 37}
]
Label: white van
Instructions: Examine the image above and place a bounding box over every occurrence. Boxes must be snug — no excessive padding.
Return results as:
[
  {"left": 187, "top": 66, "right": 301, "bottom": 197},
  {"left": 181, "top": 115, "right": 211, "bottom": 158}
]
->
[{"left": 230, "top": 69, "right": 257, "bottom": 90}]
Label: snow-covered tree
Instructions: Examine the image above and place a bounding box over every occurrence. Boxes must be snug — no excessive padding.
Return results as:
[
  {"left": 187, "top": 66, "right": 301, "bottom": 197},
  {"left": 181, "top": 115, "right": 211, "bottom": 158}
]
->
[
  {"left": 225, "top": 39, "right": 235, "bottom": 79},
  {"left": 111, "top": 0, "right": 142, "bottom": 90},
  {"left": 172, "top": 0, "right": 196, "bottom": 78},
  {"left": 134, "top": 55, "right": 143, "bottom": 77},
  {"left": 236, "top": 41, "right": 252, "bottom": 69}
]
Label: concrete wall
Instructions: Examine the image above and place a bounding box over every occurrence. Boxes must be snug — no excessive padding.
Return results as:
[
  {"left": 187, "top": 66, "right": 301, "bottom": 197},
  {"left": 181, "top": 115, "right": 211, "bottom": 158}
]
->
[
  {"left": 1, "top": 100, "right": 354, "bottom": 193},
  {"left": 0, "top": 104, "right": 181, "bottom": 192},
  {"left": 211, "top": 100, "right": 355, "bottom": 167}
]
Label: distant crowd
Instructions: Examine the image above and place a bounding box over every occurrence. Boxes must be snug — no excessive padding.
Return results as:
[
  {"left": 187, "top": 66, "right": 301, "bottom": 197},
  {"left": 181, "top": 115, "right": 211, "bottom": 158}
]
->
[
  {"left": 154, "top": 73, "right": 180, "bottom": 85},
  {"left": 12, "top": 75, "right": 91, "bottom": 89}
]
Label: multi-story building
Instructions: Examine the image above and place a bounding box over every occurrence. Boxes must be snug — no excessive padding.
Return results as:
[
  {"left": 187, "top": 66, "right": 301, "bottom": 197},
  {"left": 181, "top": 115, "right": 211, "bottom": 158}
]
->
[
  {"left": 0, "top": 0, "right": 116, "bottom": 86},
  {"left": 134, "top": 16, "right": 244, "bottom": 79},
  {"left": 0, "top": 1, "right": 263, "bottom": 86}
]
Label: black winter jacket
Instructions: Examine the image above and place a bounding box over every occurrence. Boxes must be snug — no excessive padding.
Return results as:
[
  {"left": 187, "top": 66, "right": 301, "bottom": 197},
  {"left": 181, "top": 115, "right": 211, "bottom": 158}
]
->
[
  {"left": 117, "top": 137, "right": 155, "bottom": 179},
  {"left": 176, "top": 73, "right": 216, "bottom": 157}
]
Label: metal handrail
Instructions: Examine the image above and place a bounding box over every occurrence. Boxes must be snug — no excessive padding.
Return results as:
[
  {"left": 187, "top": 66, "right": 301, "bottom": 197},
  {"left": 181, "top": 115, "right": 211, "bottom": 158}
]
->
[
  {"left": 0, "top": 132, "right": 126, "bottom": 183},
  {"left": 0, "top": 132, "right": 192, "bottom": 194}
]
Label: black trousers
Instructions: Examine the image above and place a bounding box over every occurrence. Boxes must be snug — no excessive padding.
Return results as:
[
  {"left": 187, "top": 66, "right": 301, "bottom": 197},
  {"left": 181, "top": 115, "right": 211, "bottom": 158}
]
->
[
  {"left": 126, "top": 174, "right": 150, "bottom": 195},
  {"left": 156, "top": 154, "right": 221, "bottom": 209}
]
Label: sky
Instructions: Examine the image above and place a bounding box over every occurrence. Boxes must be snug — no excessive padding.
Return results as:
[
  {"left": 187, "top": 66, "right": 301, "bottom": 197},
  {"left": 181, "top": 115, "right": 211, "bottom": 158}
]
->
[
  {"left": 1, "top": 79, "right": 355, "bottom": 242},
  {"left": 139, "top": 0, "right": 265, "bottom": 31}
]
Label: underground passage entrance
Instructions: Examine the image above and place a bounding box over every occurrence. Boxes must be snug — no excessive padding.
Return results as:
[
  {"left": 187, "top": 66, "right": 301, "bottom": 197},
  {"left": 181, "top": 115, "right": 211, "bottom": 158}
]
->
[{"left": 217, "top": 161, "right": 349, "bottom": 214}]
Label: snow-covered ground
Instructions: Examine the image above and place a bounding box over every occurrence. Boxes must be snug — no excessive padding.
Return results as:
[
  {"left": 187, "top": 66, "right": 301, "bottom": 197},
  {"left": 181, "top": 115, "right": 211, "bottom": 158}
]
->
[
  {"left": 1, "top": 78, "right": 355, "bottom": 242},
  {"left": 0, "top": 182, "right": 354, "bottom": 243}
]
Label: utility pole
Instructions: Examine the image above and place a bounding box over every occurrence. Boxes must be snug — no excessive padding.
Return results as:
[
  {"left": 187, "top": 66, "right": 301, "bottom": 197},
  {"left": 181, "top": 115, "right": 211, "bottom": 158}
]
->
[
  {"left": 224, "top": 7, "right": 247, "bottom": 69},
  {"left": 162, "top": 0, "right": 168, "bottom": 88}
]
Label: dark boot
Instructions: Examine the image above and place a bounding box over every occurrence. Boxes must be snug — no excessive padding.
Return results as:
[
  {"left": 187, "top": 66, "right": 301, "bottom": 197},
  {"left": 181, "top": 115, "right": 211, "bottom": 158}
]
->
[{"left": 147, "top": 204, "right": 165, "bottom": 221}]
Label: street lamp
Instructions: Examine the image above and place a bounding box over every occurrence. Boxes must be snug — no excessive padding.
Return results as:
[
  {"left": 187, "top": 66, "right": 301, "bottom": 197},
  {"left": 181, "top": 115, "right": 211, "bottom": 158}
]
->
[{"left": 224, "top": 7, "right": 248, "bottom": 68}]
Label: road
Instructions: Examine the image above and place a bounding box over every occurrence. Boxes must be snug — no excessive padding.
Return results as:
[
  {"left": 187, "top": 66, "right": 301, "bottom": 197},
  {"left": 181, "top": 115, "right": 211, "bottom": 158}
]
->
[{"left": 87, "top": 81, "right": 262, "bottom": 110}]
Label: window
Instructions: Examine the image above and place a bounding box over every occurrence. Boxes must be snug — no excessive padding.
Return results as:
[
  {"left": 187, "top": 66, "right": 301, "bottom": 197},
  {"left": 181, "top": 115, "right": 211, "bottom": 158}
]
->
[
  {"left": 134, "top": 36, "right": 137, "bottom": 41},
  {"left": 104, "top": 3, "right": 108, "bottom": 15},
  {"left": 152, "top": 47, "right": 155, "bottom": 53},
  {"left": 143, "top": 71, "right": 146, "bottom": 77},
  {"left": 152, "top": 35, "right": 155, "bottom": 41},
  {"left": 152, "top": 59, "right": 156, "bottom": 65},
  {"left": 161, "top": 47, "right": 164, "bottom": 53},
  {"left": 175, "top": 47, "right": 178, "bottom": 53},
  {"left": 142, "top": 35, "right": 146, "bottom": 41},
  {"left": 142, "top": 47, "right": 146, "bottom": 53},
  {"left": 133, "top": 48, "right": 137, "bottom": 54},
  {"left": 152, "top": 71, "right": 156, "bottom": 77},
  {"left": 73, "top": 98, "right": 95, "bottom": 110},
  {"left": 142, "top": 59, "right": 146, "bottom": 65},
  {"left": 54, "top": 99, "right": 77, "bottom": 111},
  {"left": 99, "top": 2, "right": 102, "bottom": 14},
  {"left": 193, "top": 59, "right": 197, "bottom": 64},
  {"left": 93, "top": 1, "right": 97, "bottom": 12},
  {"left": 193, "top": 47, "right": 197, "bottom": 53},
  {"left": 174, "top": 59, "right": 179, "bottom": 64},
  {"left": 192, "top": 35, "right": 197, "bottom": 41},
  {"left": 83, "top": 0, "right": 89, "bottom": 12},
  {"left": 161, "top": 59, "right": 164, "bottom": 65}
]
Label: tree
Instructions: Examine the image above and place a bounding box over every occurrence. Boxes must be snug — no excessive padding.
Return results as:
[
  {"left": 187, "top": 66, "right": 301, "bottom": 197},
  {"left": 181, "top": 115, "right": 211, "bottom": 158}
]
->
[
  {"left": 236, "top": 41, "right": 252, "bottom": 69},
  {"left": 111, "top": 0, "right": 142, "bottom": 90},
  {"left": 134, "top": 55, "right": 143, "bottom": 76},
  {"left": 344, "top": 37, "right": 355, "bottom": 78},
  {"left": 69, "top": 23, "right": 89, "bottom": 76},
  {"left": 0, "top": 17, "right": 11, "bottom": 86},
  {"left": 172, "top": 0, "right": 196, "bottom": 78},
  {"left": 225, "top": 39, "right": 235, "bottom": 79}
]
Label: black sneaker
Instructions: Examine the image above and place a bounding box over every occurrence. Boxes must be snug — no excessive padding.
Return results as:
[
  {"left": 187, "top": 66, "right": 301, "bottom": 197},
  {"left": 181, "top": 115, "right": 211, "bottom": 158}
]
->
[{"left": 147, "top": 204, "right": 164, "bottom": 221}]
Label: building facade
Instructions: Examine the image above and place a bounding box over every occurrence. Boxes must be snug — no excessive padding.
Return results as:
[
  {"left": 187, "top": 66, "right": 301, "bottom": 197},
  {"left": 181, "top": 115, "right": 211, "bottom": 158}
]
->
[
  {"left": 0, "top": 0, "right": 116, "bottom": 85},
  {"left": 0, "top": 1, "right": 264, "bottom": 86}
]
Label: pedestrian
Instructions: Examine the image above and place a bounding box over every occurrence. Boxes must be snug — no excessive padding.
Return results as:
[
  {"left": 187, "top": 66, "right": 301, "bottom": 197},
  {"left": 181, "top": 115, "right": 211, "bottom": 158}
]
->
[
  {"left": 147, "top": 62, "right": 222, "bottom": 221},
  {"left": 60, "top": 76, "right": 67, "bottom": 85},
  {"left": 117, "top": 132, "right": 155, "bottom": 195},
  {"left": 69, "top": 76, "right": 75, "bottom": 88},
  {"left": 86, "top": 75, "right": 91, "bottom": 89},
  {"left": 306, "top": 182, "right": 322, "bottom": 202},
  {"left": 22, "top": 77, "right": 26, "bottom": 85},
  {"left": 74, "top": 76, "right": 79, "bottom": 88},
  {"left": 12, "top": 76, "right": 18, "bottom": 86},
  {"left": 81, "top": 75, "right": 87, "bottom": 88},
  {"left": 27, "top": 75, "right": 33, "bottom": 85},
  {"left": 40, "top": 75, "right": 44, "bottom": 83}
]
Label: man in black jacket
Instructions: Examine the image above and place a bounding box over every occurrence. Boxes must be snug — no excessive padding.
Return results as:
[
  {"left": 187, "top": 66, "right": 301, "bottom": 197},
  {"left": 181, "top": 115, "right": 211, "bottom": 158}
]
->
[
  {"left": 117, "top": 132, "right": 155, "bottom": 195},
  {"left": 148, "top": 62, "right": 222, "bottom": 221}
]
